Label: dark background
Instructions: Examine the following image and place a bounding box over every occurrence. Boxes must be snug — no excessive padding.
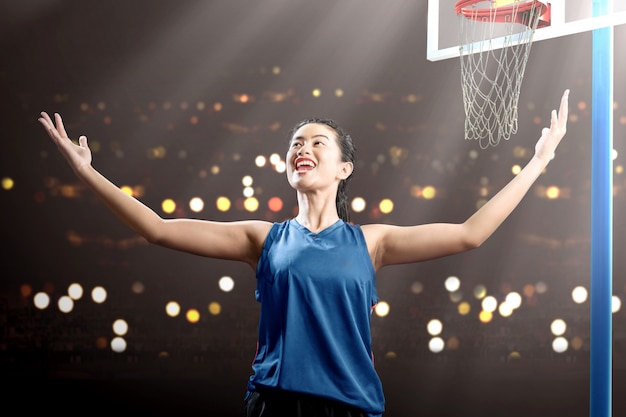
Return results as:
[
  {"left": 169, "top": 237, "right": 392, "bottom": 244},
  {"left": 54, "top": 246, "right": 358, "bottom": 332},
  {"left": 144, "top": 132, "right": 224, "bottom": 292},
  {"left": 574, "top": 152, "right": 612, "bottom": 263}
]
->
[{"left": 1, "top": 1, "right": 624, "bottom": 416}]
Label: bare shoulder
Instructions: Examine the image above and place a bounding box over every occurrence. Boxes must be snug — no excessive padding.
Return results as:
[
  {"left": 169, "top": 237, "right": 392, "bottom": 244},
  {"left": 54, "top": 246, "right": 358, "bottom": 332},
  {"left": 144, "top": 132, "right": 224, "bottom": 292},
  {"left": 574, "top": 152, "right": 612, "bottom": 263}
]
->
[
  {"left": 359, "top": 223, "right": 396, "bottom": 270},
  {"left": 219, "top": 219, "right": 274, "bottom": 268},
  {"left": 243, "top": 219, "right": 275, "bottom": 246},
  {"left": 360, "top": 222, "right": 403, "bottom": 250},
  {"left": 360, "top": 223, "right": 392, "bottom": 243}
]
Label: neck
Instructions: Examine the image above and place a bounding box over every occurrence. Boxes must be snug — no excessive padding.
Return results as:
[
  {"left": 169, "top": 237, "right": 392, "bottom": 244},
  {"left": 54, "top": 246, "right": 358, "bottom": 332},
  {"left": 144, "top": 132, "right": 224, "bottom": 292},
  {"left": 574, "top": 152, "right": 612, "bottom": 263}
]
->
[
  {"left": 295, "top": 191, "right": 339, "bottom": 233},
  {"left": 295, "top": 214, "right": 340, "bottom": 232}
]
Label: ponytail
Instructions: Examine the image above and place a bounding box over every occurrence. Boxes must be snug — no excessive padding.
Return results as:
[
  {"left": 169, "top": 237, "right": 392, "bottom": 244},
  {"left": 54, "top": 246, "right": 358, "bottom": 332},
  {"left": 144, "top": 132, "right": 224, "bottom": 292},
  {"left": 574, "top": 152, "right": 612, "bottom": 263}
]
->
[{"left": 337, "top": 177, "right": 351, "bottom": 223}]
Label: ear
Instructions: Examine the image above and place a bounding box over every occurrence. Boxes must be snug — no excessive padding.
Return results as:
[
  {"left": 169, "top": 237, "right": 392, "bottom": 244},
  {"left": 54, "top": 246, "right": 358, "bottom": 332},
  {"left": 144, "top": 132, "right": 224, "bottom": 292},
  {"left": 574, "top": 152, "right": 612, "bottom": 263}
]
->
[{"left": 337, "top": 161, "right": 353, "bottom": 180}]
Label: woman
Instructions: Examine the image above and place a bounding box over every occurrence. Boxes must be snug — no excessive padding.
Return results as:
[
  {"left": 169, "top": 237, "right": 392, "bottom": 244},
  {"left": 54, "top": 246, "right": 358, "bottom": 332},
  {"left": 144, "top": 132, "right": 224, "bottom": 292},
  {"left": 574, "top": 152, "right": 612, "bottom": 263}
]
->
[{"left": 38, "top": 89, "right": 569, "bottom": 417}]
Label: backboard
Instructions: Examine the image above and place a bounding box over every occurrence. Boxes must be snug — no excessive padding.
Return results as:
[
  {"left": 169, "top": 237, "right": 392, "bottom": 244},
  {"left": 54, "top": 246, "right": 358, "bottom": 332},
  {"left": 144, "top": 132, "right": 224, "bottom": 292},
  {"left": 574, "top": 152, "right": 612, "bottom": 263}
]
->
[{"left": 427, "top": 0, "right": 626, "bottom": 61}]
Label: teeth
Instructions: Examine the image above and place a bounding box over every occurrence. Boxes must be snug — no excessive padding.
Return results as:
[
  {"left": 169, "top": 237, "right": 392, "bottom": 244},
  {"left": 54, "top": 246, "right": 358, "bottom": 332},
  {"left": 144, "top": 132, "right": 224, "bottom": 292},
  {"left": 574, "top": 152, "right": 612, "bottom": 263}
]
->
[{"left": 297, "top": 160, "right": 315, "bottom": 168}]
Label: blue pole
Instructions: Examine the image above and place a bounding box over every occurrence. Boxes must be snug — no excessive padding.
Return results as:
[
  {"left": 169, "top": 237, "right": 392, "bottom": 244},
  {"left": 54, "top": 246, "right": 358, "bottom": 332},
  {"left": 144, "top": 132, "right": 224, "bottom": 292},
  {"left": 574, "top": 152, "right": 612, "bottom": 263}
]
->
[{"left": 590, "top": 0, "right": 613, "bottom": 416}]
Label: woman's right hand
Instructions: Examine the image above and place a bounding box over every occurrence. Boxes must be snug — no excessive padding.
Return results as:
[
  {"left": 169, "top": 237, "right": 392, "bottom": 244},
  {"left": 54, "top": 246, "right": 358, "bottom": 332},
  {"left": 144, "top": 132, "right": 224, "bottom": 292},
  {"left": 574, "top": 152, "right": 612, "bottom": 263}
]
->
[{"left": 38, "top": 112, "right": 92, "bottom": 174}]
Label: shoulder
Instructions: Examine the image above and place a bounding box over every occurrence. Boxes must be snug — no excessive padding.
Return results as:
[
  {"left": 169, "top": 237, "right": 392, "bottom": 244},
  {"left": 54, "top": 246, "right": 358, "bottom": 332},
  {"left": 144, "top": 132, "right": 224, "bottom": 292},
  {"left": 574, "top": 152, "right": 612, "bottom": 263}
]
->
[
  {"left": 359, "top": 223, "right": 401, "bottom": 270},
  {"left": 245, "top": 219, "right": 277, "bottom": 241},
  {"left": 360, "top": 222, "right": 396, "bottom": 246},
  {"left": 360, "top": 223, "right": 394, "bottom": 240},
  {"left": 221, "top": 219, "right": 275, "bottom": 252}
]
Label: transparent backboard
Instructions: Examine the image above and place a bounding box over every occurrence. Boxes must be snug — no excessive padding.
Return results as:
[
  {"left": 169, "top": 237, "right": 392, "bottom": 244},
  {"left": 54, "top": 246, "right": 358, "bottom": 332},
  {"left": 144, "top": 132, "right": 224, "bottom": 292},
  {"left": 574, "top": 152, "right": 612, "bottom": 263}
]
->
[{"left": 427, "top": 0, "right": 626, "bottom": 61}]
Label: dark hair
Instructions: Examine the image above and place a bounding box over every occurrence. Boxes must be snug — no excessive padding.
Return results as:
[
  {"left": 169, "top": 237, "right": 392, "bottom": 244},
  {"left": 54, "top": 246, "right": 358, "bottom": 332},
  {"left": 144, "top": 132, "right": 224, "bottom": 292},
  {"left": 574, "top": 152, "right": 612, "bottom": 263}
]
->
[{"left": 288, "top": 118, "right": 356, "bottom": 222}]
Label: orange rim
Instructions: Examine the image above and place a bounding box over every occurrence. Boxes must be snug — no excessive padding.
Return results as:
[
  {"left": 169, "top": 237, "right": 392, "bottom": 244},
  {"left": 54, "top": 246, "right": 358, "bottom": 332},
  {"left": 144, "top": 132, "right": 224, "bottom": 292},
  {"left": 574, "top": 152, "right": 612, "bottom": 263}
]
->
[{"left": 455, "top": 0, "right": 550, "bottom": 27}]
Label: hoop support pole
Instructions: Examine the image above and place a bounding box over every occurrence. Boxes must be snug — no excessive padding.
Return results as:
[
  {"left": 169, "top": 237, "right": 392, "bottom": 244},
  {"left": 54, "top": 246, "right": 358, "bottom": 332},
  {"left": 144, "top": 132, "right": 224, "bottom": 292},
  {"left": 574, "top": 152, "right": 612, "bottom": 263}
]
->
[{"left": 590, "top": 0, "right": 613, "bottom": 416}]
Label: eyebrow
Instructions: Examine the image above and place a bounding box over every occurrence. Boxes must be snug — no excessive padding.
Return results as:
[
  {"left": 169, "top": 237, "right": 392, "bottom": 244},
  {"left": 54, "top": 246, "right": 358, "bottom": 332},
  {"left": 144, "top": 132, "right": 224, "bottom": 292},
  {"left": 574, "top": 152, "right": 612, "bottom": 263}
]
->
[{"left": 292, "top": 134, "right": 330, "bottom": 141}]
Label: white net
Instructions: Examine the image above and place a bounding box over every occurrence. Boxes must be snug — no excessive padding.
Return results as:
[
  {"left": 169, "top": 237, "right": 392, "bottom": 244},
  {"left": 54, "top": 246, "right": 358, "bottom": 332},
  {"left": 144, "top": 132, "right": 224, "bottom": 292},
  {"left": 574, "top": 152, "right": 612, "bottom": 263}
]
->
[{"left": 457, "top": 1, "right": 546, "bottom": 148}]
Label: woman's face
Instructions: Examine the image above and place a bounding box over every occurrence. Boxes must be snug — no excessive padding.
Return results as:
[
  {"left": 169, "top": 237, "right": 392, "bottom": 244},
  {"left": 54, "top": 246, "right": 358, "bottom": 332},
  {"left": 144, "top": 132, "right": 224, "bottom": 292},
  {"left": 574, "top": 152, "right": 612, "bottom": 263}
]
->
[{"left": 286, "top": 123, "right": 352, "bottom": 192}]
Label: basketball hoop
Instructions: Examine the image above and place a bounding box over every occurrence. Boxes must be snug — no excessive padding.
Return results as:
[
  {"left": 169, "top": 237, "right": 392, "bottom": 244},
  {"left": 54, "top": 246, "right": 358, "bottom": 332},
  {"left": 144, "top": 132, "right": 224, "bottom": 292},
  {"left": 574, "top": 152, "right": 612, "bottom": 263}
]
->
[{"left": 455, "top": 0, "right": 551, "bottom": 148}]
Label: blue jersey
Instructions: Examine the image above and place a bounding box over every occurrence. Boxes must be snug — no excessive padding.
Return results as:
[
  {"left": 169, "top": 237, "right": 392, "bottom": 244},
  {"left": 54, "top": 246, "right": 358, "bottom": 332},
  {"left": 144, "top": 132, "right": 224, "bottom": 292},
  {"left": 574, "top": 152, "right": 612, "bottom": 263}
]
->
[{"left": 248, "top": 219, "right": 385, "bottom": 416}]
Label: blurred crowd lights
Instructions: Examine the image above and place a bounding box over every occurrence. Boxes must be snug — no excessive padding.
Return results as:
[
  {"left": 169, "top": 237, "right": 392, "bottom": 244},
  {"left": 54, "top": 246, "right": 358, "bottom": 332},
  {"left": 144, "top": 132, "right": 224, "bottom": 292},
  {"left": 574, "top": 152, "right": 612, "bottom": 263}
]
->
[
  {"left": 24, "top": 274, "right": 238, "bottom": 354},
  {"left": 113, "top": 185, "right": 443, "bottom": 219},
  {"left": 15, "top": 264, "right": 624, "bottom": 357},
  {"left": 381, "top": 276, "right": 624, "bottom": 356}
]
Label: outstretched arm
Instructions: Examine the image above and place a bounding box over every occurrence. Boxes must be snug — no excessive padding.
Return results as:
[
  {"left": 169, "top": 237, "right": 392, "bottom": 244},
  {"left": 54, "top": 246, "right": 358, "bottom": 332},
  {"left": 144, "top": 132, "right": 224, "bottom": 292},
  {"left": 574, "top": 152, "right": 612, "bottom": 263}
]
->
[
  {"left": 363, "top": 89, "right": 570, "bottom": 270},
  {"left": 38, "top": 112, "right": 271, "bottom": 268}
]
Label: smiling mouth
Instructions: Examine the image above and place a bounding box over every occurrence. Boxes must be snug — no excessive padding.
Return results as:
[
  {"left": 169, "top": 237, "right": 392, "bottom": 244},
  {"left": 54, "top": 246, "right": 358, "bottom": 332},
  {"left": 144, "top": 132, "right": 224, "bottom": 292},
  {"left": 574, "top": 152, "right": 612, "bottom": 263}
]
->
[{"left": 295, "top": 159, "right": 316, "bottom": 172}]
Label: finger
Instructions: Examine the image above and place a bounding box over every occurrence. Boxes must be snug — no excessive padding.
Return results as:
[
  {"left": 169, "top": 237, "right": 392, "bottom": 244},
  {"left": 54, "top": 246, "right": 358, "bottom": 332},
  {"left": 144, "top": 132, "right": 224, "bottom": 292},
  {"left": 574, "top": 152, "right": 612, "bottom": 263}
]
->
[
  {"left": 54, "top": 113, "right": 69, "bottom": 138},
  {"left": 38, "top": 113, "right": 62, "bottom": 141},
  {"left": 558, "top": 89, "right": 569, "bottom": 124},
  {"left": 39, "top": 111, "right": 51, "bottom": 122},
  {"left": 38, "top": 111, "right": 53, "bottom": 129},
  {"left": 78, "top": 135, "right": 88, "bottom": 147},
  {"left": 37, "top": 117, "right": 50, "bottom": 130},
  {"left": 560, "top": 90, "right": 569, "bottom": 114}
]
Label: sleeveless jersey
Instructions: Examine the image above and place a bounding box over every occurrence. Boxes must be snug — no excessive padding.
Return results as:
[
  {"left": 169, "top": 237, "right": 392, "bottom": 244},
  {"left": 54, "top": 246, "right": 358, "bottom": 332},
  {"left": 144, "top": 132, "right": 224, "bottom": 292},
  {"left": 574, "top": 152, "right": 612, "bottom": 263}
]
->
[{"left": 247, "top": 219, "right": 385, "bottom": 417}]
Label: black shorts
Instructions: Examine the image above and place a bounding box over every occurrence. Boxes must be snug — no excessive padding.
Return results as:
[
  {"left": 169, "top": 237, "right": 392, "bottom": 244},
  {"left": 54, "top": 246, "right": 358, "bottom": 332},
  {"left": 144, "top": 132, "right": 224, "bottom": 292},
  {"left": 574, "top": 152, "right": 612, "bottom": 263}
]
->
[{"left": 243, "top": 389, "right": 367, "bottom": 417}]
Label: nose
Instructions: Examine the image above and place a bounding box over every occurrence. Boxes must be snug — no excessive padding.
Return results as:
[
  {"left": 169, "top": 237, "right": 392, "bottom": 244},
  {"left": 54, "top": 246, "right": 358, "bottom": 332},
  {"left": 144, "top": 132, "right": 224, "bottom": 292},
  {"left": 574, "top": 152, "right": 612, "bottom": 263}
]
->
[{"left": 296, "top": 143, "right": 310, "bottom": 155}]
